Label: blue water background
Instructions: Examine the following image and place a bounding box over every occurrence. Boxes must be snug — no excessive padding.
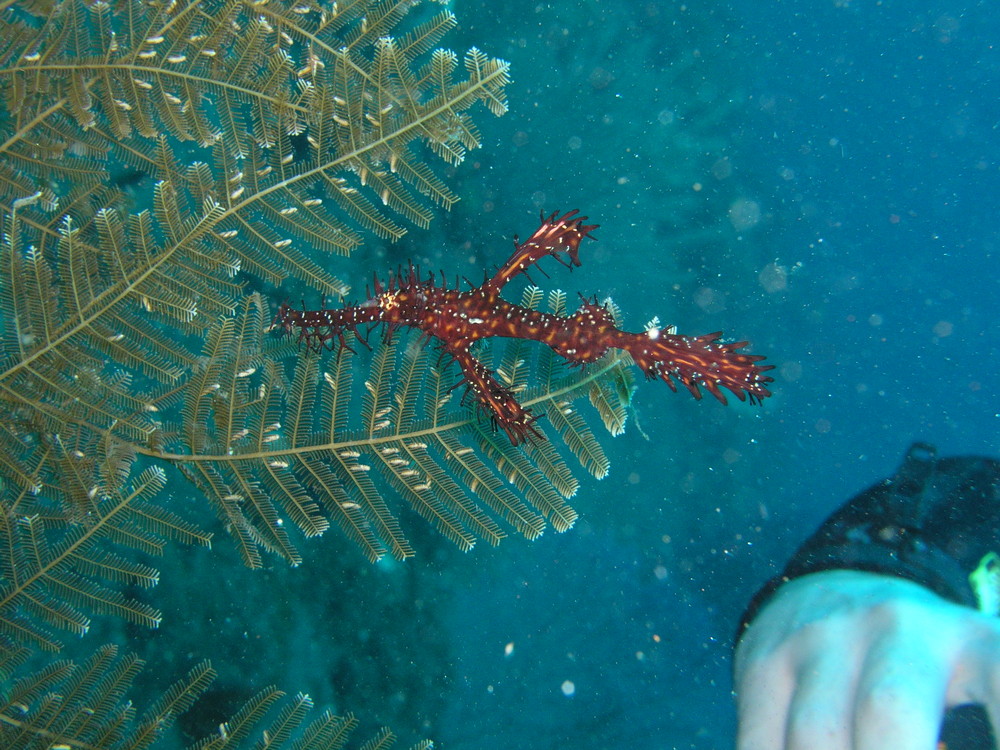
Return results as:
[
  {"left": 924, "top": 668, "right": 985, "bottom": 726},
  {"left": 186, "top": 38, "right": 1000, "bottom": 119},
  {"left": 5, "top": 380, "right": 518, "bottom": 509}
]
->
[
  {"left": 125, "top": 2, "right": 999, "bottom": 748},
  {"left": 423, "top": 1, "right": 1000, "bottom": 747}
]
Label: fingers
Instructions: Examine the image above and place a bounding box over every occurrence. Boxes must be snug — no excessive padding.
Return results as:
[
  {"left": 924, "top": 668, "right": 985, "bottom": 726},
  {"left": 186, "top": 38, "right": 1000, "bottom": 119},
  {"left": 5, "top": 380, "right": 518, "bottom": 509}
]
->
[
  {"left": 851, "top": 632, "right": 948, "bottom": 750},
  {"left": 738, "top": 621, "right": 863, "bottom": 750},
  {"left": 740, "top": 632, "right": 947, "bottom": 750},
  {"left": 951, "top": 619, "right": 1000, "bottom": 741},
  {"left": 785, "top": 647, "right": 858, "bottom": 750},
  {"left": 735, "top": 650, "right": 794, "bottom": 750},
  {"left": 735, "top": 572, "right": 1000, "bottom": 750}
]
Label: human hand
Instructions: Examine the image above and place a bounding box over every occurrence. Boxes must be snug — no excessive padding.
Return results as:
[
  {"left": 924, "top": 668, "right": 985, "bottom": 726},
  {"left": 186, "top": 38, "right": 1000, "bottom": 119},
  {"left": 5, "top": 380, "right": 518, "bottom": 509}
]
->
[{"left": 734, "top": 569, "right": 1000, "bottom": 749}]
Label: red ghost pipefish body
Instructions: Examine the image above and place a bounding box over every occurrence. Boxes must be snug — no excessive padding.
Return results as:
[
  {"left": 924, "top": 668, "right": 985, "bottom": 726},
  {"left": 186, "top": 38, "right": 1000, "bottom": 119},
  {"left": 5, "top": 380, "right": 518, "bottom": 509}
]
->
[{"left": 274, "top": 210, "right": 774, "bottom": 445}]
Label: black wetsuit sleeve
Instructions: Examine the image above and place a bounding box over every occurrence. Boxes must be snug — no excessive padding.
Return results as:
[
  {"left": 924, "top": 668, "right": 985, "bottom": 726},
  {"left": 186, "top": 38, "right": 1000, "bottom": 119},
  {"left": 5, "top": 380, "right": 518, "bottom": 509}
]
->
[{"left": 739, "top": 443, "right": 1000, "bottom": 637}]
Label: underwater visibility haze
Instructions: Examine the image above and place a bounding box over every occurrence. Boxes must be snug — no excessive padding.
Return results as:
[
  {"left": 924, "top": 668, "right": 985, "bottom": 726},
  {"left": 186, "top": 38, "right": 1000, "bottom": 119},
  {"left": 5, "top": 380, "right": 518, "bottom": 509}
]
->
[{"left": 0, "top": 0, "right": 997, "bottom": 748}]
